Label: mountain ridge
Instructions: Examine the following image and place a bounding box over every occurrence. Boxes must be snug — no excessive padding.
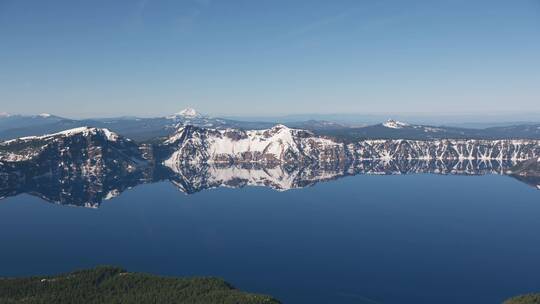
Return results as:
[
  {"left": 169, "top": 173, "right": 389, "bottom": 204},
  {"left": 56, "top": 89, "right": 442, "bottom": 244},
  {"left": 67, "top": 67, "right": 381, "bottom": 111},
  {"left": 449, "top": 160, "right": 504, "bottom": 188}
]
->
[
  {"left": 2, "top": 108, "right": 540, "bottom": 142},
  {"left": 1, "top": 124, "right": 539, "bottom": 207}
]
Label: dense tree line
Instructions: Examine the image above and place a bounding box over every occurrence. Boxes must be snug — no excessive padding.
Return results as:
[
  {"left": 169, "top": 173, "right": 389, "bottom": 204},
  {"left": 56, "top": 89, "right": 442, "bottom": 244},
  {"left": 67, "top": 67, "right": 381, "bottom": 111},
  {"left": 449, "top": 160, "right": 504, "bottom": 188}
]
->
[{"left": 0, "top": 266, "right": 280, "bottom": 304}]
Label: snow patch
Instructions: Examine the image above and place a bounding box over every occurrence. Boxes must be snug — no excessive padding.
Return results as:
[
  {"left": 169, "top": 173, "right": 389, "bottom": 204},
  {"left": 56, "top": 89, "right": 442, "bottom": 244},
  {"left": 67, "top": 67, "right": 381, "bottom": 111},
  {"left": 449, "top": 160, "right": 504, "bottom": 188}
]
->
[
  {"left": 422, "top": 127, "right": 443, "bottom": 132},
  {"left": 104, "top": 189, "right": 120, "bottom": 200},
  {"left": 102, "top": 128, "right": 120, "bottom": 141},
  {"left": 383, "top": 119, "right": 410, "bottom": 129}
]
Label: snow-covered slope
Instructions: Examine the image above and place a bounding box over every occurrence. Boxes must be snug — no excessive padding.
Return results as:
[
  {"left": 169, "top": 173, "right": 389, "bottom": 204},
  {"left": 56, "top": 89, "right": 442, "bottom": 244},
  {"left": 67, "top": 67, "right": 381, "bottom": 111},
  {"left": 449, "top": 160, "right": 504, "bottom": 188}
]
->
[
  {"left": 349, "top": 139, "right": 540, "bottom": 162},
  {"left": 1, "top": 125, "right": 539, "bottom": 207},
  {"left": 0, "top": 127, "right": 150, "bottom": 207},
  {"left": 0, "top": 127, "right": 124, "bottom": 162},
  {"left": 382, "top": 119, "right": 410, "bottom": 129},
  {"left": 162, "top": 125, "right": 350, "bottom": 169},
  {"left": 162, "top": 125, "right": 540, "bottom": 171},
  {"left": 0, "top": 126, "right": 148, "bottom": 183},
  {"left": 381, "top": 119, "right": 444, "bottom": 132},
  {"left": 2, "top": 123, "right": 539, "bottom": 207}
]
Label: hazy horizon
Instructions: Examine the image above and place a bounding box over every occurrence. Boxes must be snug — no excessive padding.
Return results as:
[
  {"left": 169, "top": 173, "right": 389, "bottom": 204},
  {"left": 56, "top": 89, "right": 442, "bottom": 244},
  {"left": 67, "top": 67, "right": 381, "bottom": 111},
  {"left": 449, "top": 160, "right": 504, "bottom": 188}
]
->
[{"left": 3, "top": 107, "right": 540, "bottom": 126}]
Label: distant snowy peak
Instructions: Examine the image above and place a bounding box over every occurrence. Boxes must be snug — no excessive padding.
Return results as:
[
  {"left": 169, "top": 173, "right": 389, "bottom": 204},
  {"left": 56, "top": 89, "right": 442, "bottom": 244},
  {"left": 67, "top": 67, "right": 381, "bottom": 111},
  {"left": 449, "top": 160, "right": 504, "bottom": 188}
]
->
[
  {"left": 383, "top": 119, "right": 410, "bottom": 129},
  {"left": 37, "top": 113, "right": 52, "bottom": 118},
  {"left": 379, "top": 119, "right": 444, "bottom": 133},
  {"left": 179, "top": 107, "right": 199, "bottom": 117},
  {"left": 0, "top": 112, "right": 10, "bottom": 118},
  {"left": 167, "top": 107, "right": 203, "bottom": 119}
]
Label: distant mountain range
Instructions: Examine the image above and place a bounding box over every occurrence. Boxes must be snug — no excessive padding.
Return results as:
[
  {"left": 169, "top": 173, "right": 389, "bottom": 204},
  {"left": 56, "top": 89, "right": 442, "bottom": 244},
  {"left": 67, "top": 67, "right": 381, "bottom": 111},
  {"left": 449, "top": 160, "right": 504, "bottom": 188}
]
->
[
  {"left": 1, "top": 108, "right": 539, "bottom": 142},
  {"left": 318, "top": 119, "right": 540, "bottom": 142}
]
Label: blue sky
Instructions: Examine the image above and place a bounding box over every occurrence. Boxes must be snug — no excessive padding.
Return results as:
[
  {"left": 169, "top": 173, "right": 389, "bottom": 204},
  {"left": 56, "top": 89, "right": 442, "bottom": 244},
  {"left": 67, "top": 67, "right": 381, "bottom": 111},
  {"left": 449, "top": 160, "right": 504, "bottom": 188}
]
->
[{"left": 1, "top": 0, "right": 539, "bottom": 118}]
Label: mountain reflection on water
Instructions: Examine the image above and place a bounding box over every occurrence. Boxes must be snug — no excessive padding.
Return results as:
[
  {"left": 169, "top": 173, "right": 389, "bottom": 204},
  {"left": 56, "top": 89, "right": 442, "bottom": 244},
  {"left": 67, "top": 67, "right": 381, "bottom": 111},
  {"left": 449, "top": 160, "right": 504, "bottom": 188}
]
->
[{"left": 1, "top": 159, "right": 538, "bottom": 208}]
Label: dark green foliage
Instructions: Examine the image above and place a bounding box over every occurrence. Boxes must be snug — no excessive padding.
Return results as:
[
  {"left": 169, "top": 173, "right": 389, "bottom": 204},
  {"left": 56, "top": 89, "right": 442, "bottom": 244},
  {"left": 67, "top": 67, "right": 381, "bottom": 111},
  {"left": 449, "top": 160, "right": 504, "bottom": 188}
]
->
[
  {"left": 504, "top": 294, "right": 540, "bottom": 304},
  {"left": 0, "top": 266, "right": 280, "bottom": 304}
]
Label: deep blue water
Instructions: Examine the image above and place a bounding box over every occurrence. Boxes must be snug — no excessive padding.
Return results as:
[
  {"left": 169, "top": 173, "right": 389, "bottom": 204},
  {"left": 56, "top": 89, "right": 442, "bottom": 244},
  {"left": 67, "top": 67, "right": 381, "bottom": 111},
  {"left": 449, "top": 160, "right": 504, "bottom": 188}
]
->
[{"left": 0, "top": 174, "right": 539, "bottom": 303}]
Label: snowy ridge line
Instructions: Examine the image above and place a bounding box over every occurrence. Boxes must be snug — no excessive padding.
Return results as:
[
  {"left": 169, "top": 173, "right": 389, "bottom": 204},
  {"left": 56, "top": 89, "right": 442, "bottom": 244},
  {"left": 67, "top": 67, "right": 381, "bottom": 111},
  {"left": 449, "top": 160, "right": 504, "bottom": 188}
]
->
[
  {"left": 0, "top": 127, "right": 131, "bottom": 162},
  {"left": 1, "top": 124, "right": 539, "bottom": 165},
  {"left": 1, "top": 126, "right": 120, "bottom": 145},
  {"left": 163, "top": 125, "right": 540, "bottom": 169}
]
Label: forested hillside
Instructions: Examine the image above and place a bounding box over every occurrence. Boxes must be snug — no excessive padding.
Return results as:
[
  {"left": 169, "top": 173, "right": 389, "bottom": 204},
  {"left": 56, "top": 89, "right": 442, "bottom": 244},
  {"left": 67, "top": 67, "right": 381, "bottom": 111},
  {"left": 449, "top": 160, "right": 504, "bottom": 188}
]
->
[{"left": 0, "top": 266, "right": 280, "bottom": 304}]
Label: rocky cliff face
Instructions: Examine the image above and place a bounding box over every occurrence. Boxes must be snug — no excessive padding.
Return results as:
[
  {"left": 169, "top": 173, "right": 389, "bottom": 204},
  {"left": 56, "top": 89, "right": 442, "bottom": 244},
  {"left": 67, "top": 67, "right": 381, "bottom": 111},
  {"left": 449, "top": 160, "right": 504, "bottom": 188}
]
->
[
  {"left": 0, "top": 127, "right": 146, "bottom": 167},
  {"left": 3, "top": 125, "right": 539, "bottom": 169},
  {"left": 162, "top": 125, "right": 540, "bottom": 171},
  {"left": 348, "top": 139, "right": 540, "bottom": 161},
  {"left": 1, "top": 125, "right": 539, "bottom": 207},
  {"left": 0, "top": 127, "right": 150, "bottom": 207},
  {"left": 161, "top": 125, "right": 351, "bottom": 167}
]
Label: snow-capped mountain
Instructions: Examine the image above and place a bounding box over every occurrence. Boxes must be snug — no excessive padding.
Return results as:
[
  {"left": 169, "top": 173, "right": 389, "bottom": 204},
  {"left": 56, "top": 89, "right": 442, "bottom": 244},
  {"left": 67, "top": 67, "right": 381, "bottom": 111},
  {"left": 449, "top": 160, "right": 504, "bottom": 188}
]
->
[
  {"left": 0, "top": 127, "right": 147, "bottom": 170},
  {"left": 167, "top": 107, "right": 202, "bottom": 119},
  {"left": 164, "top": 107, "right": 239, "bottom": 129},
  {"left": 161, "top": 125, "right": 540, "bottom": 167},
  {"left": 382, "top": 119, "right": 411, "bottom": 129},
  {"left": 1, "top": 124, "right": 539, "bottom": 207},
  {"left": 0, "top": 127, "right": 151, "bottom": 207},
  {"left": 381, "top": 119, "right": 445, "bottom": 132},
  {"left": 161, "top": 125, "right": 350, "bottom": 169},
  {"left": 3, "top": 124, "right": 539, "bottom": 168}
]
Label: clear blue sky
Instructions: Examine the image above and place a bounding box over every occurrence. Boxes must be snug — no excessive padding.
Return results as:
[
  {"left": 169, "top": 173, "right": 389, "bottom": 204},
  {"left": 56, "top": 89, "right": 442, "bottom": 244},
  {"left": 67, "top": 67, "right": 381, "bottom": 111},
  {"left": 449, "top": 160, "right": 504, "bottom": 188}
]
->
[{"left": 1, "top": 0, "right": 539, "bottom": 118}]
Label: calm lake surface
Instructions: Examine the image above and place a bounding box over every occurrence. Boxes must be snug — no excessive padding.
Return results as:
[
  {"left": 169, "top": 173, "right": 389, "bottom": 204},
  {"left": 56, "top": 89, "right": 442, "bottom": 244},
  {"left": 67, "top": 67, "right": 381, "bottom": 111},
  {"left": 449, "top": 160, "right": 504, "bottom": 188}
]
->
[{"left": 1, "top": 174, "right": 539, "bottom": 303}]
